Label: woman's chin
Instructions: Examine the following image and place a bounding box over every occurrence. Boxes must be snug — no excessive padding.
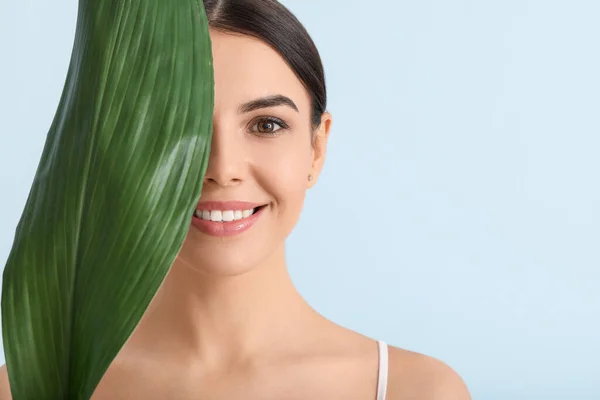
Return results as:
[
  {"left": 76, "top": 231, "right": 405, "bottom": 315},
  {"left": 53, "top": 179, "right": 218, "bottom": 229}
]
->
[{"left": 173, "top": 225, "right": 287, "bottom": 278}]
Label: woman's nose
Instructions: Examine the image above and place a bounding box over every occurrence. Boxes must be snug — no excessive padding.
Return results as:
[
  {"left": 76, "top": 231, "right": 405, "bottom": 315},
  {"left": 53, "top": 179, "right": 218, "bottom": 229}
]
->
[{"left": 203, "top": 124, "right": 245, "bottom": 187}]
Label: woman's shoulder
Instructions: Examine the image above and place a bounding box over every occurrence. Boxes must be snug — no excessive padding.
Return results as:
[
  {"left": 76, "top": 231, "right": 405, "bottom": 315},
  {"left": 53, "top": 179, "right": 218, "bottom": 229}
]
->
[
  {"left": 1, "top": 346, "right": 471, "bottom": 400},
  {"left": 385, "top": 344, "right": 471, "bottom": 400},
  {"left": 0, "top": 365, "right": 11, "bottom": 400}
]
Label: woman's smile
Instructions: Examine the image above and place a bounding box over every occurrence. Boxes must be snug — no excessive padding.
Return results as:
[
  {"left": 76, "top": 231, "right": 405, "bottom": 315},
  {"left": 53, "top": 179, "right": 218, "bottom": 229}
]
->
[{"left": 191, "top": 200, "right": 268, "bottom": 237}]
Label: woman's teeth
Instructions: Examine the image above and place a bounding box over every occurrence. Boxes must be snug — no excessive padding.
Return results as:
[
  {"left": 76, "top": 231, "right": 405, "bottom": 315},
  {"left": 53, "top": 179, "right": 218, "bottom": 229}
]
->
[{"left": 194, "top": 208, "right": 257, "bottom": 222}]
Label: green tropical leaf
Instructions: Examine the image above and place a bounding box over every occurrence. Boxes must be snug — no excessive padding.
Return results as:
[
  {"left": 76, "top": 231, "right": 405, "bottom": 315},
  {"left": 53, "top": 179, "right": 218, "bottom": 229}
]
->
[{"left": 1, "top": 0, "right": 214, "bottom": 398}]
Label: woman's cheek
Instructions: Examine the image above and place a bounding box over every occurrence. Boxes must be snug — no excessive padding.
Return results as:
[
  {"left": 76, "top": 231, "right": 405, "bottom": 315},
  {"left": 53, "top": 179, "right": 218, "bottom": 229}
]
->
[{"left": 254, "top": 136, "right": 311, "bottom": 188}]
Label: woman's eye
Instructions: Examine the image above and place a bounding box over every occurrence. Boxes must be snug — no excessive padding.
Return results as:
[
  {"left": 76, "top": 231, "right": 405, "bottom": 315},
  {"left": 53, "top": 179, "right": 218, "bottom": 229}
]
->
[{"left": 250, "top": 117, "right": 288, "bottom": 135}]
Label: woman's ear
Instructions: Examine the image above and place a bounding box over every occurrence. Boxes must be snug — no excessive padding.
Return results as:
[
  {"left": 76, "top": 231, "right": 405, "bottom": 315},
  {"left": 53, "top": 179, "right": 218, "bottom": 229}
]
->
[{"left": 308, "top": 112, "right": 332, "bottom": 187}]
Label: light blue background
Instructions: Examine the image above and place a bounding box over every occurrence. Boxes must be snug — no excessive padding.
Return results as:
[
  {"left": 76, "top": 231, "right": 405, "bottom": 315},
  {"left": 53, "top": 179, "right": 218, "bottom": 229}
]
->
[{"left": 1, "top": 1, "right": 599, "bottom": 398}]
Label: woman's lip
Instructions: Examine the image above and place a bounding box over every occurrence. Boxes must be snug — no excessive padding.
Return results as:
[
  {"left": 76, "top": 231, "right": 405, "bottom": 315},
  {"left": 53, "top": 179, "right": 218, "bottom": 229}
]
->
[
  {"left": 190, "top": 205, "right": 265, "bottom": 237},
  {"left": 196, "top": 200, "right": 265, "bottom": 211}
]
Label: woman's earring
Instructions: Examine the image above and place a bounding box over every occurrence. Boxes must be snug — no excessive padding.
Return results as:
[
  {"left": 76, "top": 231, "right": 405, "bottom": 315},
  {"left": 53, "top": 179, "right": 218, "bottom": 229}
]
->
[{"left": 308, "top": 174, "right": 314, "bottom": 182}]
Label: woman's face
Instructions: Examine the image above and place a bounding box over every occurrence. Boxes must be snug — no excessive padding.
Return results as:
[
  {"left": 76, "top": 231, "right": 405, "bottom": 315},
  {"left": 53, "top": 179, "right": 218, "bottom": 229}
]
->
[{"left": 175, "top": 29, "right": 331, "bottom": 276}]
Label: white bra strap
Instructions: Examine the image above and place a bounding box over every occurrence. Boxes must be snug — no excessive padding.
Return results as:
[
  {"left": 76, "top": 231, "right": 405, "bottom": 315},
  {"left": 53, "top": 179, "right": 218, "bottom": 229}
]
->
[{"left": 376, "top": 340, "right": 389, "bottom": 400}]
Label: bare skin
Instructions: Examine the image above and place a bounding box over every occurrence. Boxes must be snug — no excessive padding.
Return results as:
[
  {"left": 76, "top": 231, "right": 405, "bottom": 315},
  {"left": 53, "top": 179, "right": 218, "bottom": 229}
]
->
[{"left": 0, "top": 30, "right": 470, "bottom": 400}]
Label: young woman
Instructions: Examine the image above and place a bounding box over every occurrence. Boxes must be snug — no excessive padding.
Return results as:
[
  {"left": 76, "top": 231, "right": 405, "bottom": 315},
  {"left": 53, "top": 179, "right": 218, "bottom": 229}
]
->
[{"left": 1, "top": 0, "right": 470, "bottom": 398}]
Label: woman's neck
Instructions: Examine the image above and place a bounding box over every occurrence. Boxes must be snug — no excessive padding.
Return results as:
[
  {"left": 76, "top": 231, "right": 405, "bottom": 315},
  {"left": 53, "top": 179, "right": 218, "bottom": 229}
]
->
[{"left": 124, "top": 244, "right": 324, "bottom": 371}]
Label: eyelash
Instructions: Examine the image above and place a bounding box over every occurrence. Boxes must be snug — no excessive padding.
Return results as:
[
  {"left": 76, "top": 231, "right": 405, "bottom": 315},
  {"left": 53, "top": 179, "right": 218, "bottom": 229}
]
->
[{"left": 248, "top": 116, "right": 290, "bottom": 136}]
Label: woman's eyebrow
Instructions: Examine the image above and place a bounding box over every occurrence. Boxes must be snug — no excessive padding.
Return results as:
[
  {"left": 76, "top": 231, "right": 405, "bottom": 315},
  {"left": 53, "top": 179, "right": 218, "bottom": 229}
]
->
[{"left": 238, "top": 94, "right": 299, "bottom": 113}]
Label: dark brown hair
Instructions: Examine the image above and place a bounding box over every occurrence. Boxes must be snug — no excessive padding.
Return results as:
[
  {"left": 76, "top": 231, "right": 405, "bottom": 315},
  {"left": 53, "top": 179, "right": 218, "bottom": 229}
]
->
[{"left": 203, "top": 0, "right": 327, "bottom": 129}]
